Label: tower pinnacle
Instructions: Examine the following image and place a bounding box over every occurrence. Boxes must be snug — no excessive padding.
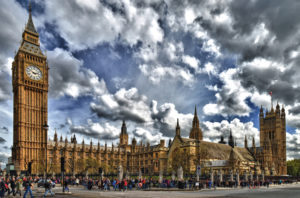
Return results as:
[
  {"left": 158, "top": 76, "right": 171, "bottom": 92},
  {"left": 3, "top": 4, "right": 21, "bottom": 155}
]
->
[
  {"left": 176, "top": 118, "right": 180, "bottom": 136},
  {"left": 26, "top": 0, "right": 37, "bottom": 33},
  {"left": 189, "top": 105, "right": 203, "bottom": 140}
]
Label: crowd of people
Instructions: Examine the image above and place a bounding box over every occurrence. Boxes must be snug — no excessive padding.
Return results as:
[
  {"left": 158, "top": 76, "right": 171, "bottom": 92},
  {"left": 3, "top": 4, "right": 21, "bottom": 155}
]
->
[{"left": 0, "top": 175, "right": 298, "bottom": 197}]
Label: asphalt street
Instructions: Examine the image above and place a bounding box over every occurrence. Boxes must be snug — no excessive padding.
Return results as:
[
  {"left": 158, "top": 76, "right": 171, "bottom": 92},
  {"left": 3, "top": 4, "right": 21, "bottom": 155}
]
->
[{"left": 31, "top": 183, "right": 300, "bottom": 198}]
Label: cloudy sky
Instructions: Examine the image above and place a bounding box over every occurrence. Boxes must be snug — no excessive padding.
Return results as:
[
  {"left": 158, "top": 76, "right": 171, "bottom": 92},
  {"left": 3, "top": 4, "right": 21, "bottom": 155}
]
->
[{"left": 1, "top": 0, "right": 300, "bottom": 167}]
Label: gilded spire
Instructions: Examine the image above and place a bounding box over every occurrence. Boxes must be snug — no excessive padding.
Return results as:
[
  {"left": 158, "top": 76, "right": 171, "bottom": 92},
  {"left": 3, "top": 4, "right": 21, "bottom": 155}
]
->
[{"left": 26, "top": 0, "right": 37, "bottom": 33}]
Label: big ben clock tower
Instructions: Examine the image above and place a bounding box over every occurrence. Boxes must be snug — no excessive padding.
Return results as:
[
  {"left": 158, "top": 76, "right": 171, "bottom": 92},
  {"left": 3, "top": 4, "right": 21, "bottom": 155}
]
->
[{"left": 12, "top": 2, "right": 49, "bottom": 174}]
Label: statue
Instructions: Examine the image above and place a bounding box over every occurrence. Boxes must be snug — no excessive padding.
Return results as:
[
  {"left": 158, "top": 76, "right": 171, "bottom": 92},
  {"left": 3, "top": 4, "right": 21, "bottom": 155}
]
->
[
  {"left": 236, "top": 170, "right": 240, "bottom": 186},
  {"left": 171, "top": 170, "right": 176, "bottom": 180},
  {"left": 159, "top": 170, "right": 163, "bottom": 183},
  {"left": 177, "top": 166, "right": 183, "bottom": 180},
  {"left": 230, "top": 169, "right": 233, "bottom": 181},
  {"left": 125, "top": 170, "right": 129, "bottom": 180},
  {"left": 244, "top": 171, "right": 248, "bottom": 181},
  {"left": 219, "top": 170, "right": 223, "bottom": 182},
  {"left": 139, "top": 169, "right": 142, "bottom": 180},
  {"left": 118, "top": 165, "right": 123, "bottom": 181},
  {"left": 210, "top": 169, "right": 214, "bottom": 183}
]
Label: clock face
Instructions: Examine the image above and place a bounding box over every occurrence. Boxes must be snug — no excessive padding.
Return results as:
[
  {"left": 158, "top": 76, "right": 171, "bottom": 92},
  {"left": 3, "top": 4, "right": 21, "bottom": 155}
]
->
[{"left": 26, "top": 65, "right": 42, "bottom": 80}]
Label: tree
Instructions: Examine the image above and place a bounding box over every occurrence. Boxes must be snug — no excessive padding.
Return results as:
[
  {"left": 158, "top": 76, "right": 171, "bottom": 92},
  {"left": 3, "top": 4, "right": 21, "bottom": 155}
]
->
[
  {"left": 76, "top": 157, "right": 100, "bottom": 175},
  {"left": 287, "top": 159, "right": 300, "bottom": 176}
]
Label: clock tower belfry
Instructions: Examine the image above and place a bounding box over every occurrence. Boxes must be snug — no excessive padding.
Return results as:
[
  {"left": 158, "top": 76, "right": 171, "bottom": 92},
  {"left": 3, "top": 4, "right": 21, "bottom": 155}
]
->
[{"left": 12, "top": 2, "right": 49, "bottom": 174}]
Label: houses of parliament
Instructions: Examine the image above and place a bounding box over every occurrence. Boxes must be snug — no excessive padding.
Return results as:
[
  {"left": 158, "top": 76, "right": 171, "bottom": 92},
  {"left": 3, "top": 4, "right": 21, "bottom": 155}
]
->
[{"left": 11, "top": 3, "right": 287, "bottom": 176}]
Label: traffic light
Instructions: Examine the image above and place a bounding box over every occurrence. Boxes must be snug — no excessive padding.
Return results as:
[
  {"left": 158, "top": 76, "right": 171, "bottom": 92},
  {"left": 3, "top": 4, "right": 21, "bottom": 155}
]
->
[
  {"left": 99, "top": 167, "right": 102, "bottom": 175},
  {"left": 60, "top": 157, "right": 65, "bottom": 172},
  {"left": 28, "top": 162, "right": 32, "bottom": 175}
]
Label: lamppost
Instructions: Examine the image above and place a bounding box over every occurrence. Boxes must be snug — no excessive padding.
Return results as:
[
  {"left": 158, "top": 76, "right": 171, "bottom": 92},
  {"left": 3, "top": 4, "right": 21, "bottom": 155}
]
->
[{"left": 43, "top": 123, "right": 49, "bottom": 178}]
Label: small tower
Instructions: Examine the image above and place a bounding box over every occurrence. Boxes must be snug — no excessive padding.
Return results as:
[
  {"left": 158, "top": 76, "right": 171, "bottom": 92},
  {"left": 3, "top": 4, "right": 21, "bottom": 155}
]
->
[
  {"left": 60, "top": 135, "right": 63, "bottom": 142},
  {"left": 218, "top": 136, "right": 226, "bottom": 144},
  {"left": 97, "top": 140, "right": 100, "bottom": 151},
  {"left": 175, "top": 118, "right": 180, "bottom": 136},
  {"left": 120, "top": 120, "right": 129, "bottom": 146},
  {"left": 132, "top": 137, "right": 137, "bottom": 146},
  {"left": 72, "top": 134, "right": 77, "bottom": 144},
  {"left": 244, "top": 135, "right": 248, "bottom": 148},
  {"left": 54, "top": 130, "right": 58, "bottom": 142},
  {"left": 64, "top": 137, "right": 68, "bottom": 146},
  {"left": 228, "top": 130, "right": 234, "bottom": 148},
  {"left": 252, "top": 136, "right": 256, "bottom": 154},
  {"left": 189, "top": 106, "right": 203, "bottom": 140},
  {"left": 82, "top": 139, "right": 85, "bottom": 150},
  {"left": 168, "top": 138, "right": 172, "bottom": 147},
  {"left": 90, "top": 139, "right": 93, "bottom": 151}
]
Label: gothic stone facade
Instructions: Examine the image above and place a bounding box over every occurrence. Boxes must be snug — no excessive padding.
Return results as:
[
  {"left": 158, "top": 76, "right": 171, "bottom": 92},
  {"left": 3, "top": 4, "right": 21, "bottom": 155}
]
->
[{"left": 12, "top": 5, "right": 287, "bottom": 176}]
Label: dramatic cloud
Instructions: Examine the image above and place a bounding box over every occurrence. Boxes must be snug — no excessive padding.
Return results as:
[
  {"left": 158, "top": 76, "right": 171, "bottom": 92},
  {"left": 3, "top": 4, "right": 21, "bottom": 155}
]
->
[
  {"left": 41, "top": 0, "right": 163, "bottom": 51},
  {"left": 286, "top": 129, "right": 300, "bottom": 160},
  {"left": 47, "top": 48, "right": 107, "bottom": 98},
  {"left": 0, "top": 152, "right": 10, "bottom": 168},
  {"left": 0, "top": 137, "right": 6, "bottom": 144},
  {"left": 0, "top": 126, "right": 8, "bottom": 134},
  {"left": 202, "top": 118, "right": 259, "bottom": 147},
  {"left": 67, "top": 118, "right": 120, "bottom": 140},
  {"left": 91, "top": 87, "right": 152, "bottom": 123}
]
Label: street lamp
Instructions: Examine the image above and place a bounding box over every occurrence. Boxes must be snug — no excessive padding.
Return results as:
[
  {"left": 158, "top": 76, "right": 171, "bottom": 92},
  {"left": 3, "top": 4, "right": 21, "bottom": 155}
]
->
[{"left": 43, "top": 123, "right": 49, "bottom": 178}]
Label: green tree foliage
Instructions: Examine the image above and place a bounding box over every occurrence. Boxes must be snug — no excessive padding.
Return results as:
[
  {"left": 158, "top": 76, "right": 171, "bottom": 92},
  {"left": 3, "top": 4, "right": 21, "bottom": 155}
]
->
[{"left": 287, "top": 159, "right": 300, "bottom": 176}]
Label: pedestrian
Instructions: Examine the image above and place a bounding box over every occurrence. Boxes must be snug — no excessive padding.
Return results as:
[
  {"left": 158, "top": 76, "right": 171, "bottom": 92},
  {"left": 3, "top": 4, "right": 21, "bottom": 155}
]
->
[
  {"left": 15, "top": 179, "right": 22, "bottom": 197},
  {"left": 9, "top": 177, "right": 16, "bottom": 196},
  {"left": 23, "top": 177, "right": 34, "bottom": 198},
  {"left": 44, "top": 179, "right": 55, "bottom": 197},
  {"left": 64, "top": 179, "right": 69, "bottom": 192},
  {"left": 0, "top": 178, "right": 6, "bottom": 198},
  {"left": 75, "top": 178, "right": 79, "bottom": 186}
]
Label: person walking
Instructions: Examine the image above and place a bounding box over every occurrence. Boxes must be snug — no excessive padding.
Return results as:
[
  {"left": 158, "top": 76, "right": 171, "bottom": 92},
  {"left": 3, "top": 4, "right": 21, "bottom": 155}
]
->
[
  {"left": 9, "top": 177, "right": 16, "bottom": 196},
  {"left": 64, "top": 178, "right": 69, "bottom": 192},
  {"left": 23, "top": 177, "right": 34, "bottom": 198},
  {"left": 43, "top": 179, "right": 55, "bottom": 197},
  {"left": 0, "top": 178, "right": 6, "bottom": 198},
  {"left": 15, "top": 179, "right": 22, "bottom": 197}
]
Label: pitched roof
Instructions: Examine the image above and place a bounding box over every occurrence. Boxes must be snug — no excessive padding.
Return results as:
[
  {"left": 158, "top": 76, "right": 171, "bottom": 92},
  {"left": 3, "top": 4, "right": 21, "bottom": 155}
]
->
[{"left": 180, "top": 138, "right": 255, "bottom": 162}]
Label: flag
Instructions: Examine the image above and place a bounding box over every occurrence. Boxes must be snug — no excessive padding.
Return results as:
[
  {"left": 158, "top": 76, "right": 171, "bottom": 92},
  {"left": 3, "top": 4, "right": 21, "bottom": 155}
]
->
[{"left": 269, "top": 91, "right": 272, "bottom": 96}]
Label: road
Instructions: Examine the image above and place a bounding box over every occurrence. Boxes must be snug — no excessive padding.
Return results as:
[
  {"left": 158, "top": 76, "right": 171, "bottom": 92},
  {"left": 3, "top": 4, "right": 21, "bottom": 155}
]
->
[{"left": 32, "top": 183, "right": 300, "bottom": 198}]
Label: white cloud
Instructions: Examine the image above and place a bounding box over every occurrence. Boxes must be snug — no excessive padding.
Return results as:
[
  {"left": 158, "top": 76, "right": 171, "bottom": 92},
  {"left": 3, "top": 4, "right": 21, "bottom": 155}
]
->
[
  {"left": 41, "top": 0, "right": 163, "bottom": 51},
  {"left": 203, "top": 68, "right": 252, "bottom": 117},
  {"left": 47, "top": 48, "right": 108, "bottom": 98},
  {"left": 69, "top": 118, "right": 120, "bottom": 140},
  {"left": 182, "top": 55, "right": 200, "bottom": 70},
  {"left": 202, "top": 118, "right": 259, "bottom": 147}
]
